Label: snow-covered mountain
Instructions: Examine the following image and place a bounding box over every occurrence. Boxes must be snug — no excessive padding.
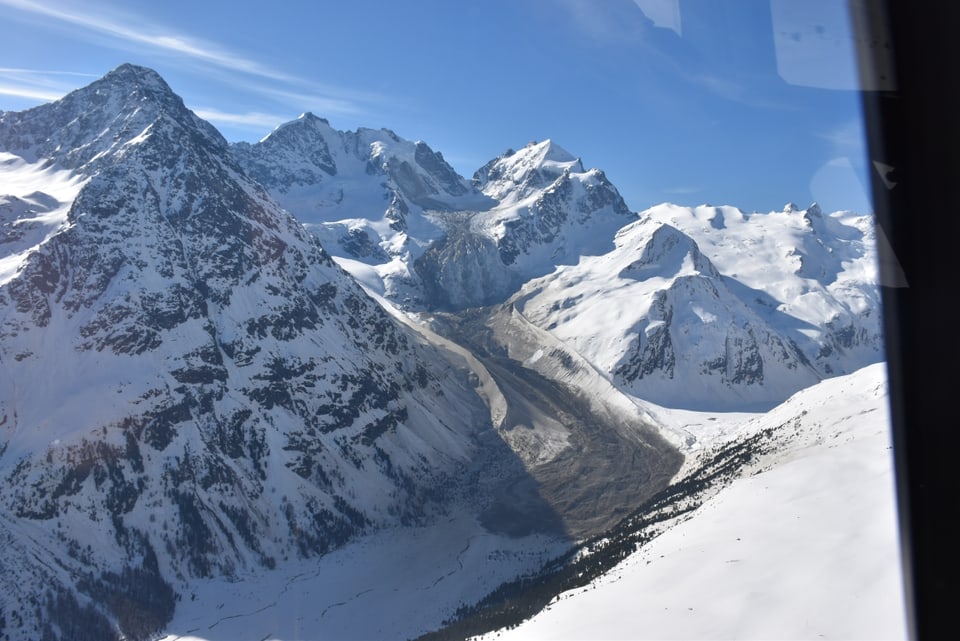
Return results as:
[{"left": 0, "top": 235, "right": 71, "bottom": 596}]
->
[
  {"left": 470, "top": 140, "right": 632, "bottom": 267},
  {"left": 0, "top": 65, "right": 504, "bottom": 640},
  {"left": 643, "top": 202, "right": 883, "bottom": 375},
  {"left": 239, "top": 112, "right": 880, "bottom": 410},
  {"left": 231, "top": 111, "right": 481, "bottom": 222},
  {"left": 0, "top": 64, "right": 895, "bottom": 640},
  {"left": 510, "top": 202, "right": 882, "bottom": 409},
  {"left": 230, "top": 113, "right": 495, "bottom": 306},
  {"left": 235, "top": 127, "right": 635, "bottom": 309},
  {"left": 411, "top": 141, "right": 635, "bottom": 308}
]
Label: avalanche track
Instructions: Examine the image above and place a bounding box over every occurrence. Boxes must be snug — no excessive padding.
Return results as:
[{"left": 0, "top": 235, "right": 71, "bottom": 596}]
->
[
  {"left": 368, "top": 288, "right": 683, "bottom": 540},
  {"left": 425, "top": 306, "right": 684, "bottom": 539}
]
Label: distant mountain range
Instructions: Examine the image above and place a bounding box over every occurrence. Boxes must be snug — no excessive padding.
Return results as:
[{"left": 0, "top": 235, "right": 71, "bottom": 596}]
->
[
  {"left": 231, "top": 101, "right": 881, "bottom": 410},
  {"left": 0, "top": 64, "right": 888, "bottom": 640}
]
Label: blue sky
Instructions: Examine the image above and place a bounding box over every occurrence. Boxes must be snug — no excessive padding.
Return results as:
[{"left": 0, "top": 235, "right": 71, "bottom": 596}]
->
[{"left": 0, "top": 0, "right": 871, "bottom": 214}]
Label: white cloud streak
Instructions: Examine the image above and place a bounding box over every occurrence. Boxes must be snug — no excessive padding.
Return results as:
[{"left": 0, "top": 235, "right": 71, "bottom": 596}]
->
[
  {"left": 818, "top": 119, "right": 867, "bottom": 157},
  {"left": 0, "top": 67, "right": 99, "bottom": 79},
  {"left": 0, "top": 0, "right": 389, "bottom": 119},
  {"left": 0, "top": 67, "right": 100, "bottom": 103},
  {"left": 0, "top": 85, "right": 65, "bottom": 102},
  {"left": 192, "top": 108, "right": 291, "bottom": 130},
  {"left": 0, "top": 0, "right": 297, "bottom": 82}
]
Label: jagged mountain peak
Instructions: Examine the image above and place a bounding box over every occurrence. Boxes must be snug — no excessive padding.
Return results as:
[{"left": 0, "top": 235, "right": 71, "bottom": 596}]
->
[
  {"left": 472, "top": 139, "right": 586, "bottom": 200},
  {"left": 780, "top": 202, "right": 821, "bottom": 218},
  {"left": 261, "top": 111, "right": 336, "bottom": 143},
  {"left": 232, "top": 114, "right": 478, "bottom": 225},
  {"left": 618, "top": 220, "right": 719, "bottom": 280},
  {"left": 520, "top": 139, "right": 578, "bottom": 164},
  {"left": 298, "top": 111, "right": 330, "bottom": 125},
  {"left": 518, "top": 139, "right": 586, "bottom": 180},
  {"left": 100, "top": 62, "right": 173, "bottom": 94},
  {"left": 0, "top": 63, "right": 225, "bottom": 171}
]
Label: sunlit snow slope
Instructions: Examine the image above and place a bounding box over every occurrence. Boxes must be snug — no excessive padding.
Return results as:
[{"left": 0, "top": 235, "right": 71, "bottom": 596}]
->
[
  {"left": 477, "top": 363, "right": 906, "bottom": 640},
  {"left": 511, "top": 202, "right": 881, "bottom": 410}
]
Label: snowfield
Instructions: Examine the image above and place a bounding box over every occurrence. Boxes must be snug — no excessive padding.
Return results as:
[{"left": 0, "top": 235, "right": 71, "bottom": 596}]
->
[
  {"left": 474, "top": 363, "right": 906, "bottom": 640},
  {"left": 157, "top": 513, "right": 569, "bottom": 641}
]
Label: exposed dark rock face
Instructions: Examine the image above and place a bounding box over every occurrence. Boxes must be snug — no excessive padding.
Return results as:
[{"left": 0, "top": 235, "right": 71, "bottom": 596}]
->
[
  {"left": 413, "top": 214, "right": 520, "bottom": 309},
  {"left": 615, "top": 291, "right": 677, "bottom": 382}
]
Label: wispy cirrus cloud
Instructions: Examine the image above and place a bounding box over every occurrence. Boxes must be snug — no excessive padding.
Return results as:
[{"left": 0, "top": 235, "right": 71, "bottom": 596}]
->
[
  {"left": 0, "top": 0, "right": 296, "bottom": 82},
  {"left": 0, "top": 67, "right": 99, "bottom": 103},
  {"left": 192, "top": 108, "right": 292, "bottom": 131},
  {"left": 248, "top": 84, "right": 395, "bottom": 120},
  {"left": 690, "top": 73, "right": 799, "bottom": 111},
  {"left": 0, "top": 0, "right": 390, "bottom": 120},
  {"left": 0, "top": 84, "right": 65, "bottom": 102},
  {"left": 0, "top": 67, "right": 99, "bottom": 79},
  {"left": 817, "top": 119, "right": 867, "bottom": 158}
]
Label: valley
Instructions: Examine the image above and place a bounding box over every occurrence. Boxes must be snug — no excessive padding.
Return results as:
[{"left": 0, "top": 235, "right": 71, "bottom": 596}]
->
[
  {"left": 0, "top": 64, "right": 900, "bottom": 641},
  {"left": 426, "top": 306, "right": 682, "bottom": 539}
]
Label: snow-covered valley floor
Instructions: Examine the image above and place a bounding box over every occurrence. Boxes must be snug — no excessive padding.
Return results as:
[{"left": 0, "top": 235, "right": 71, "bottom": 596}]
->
[
  {"left": 159, "top": 514, "right": 569, "bottom": 641},
  {"left": 156, "top": 363, "right": 906, "bottom": 641}
]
